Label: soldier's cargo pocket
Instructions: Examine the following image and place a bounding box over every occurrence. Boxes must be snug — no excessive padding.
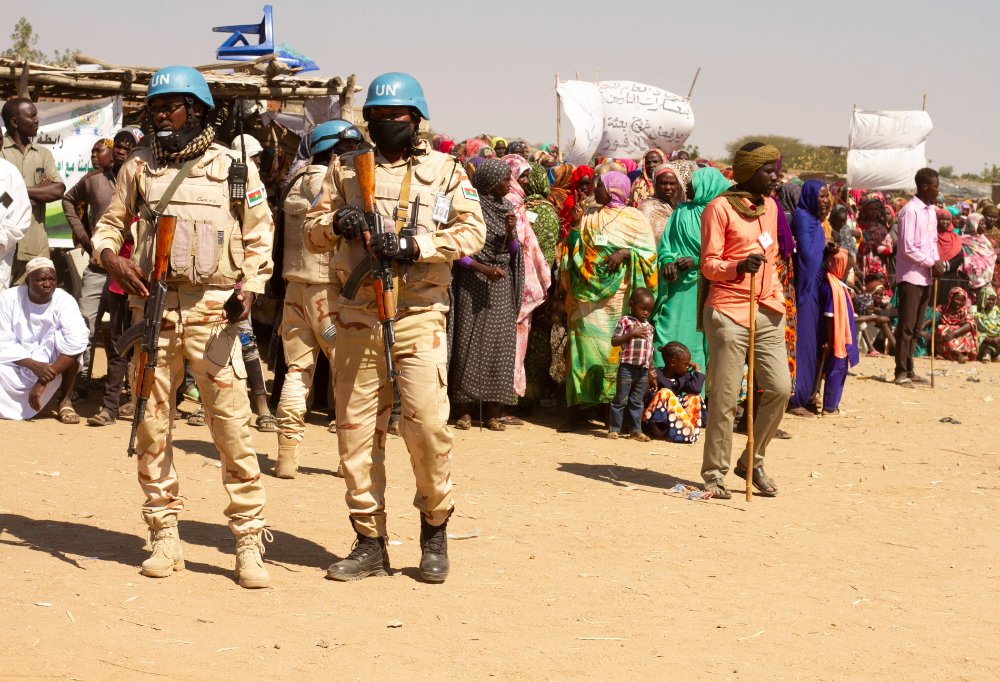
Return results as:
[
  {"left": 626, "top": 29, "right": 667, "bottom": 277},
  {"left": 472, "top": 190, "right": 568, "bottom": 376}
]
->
[
  {"left": 170, "top": 220, "right": 194, "bottom": 277},
  {"left": 194, "top": 223, "right": 222, "bottom": 278},
  {"left": 204, "top": 326, "right": 247, "bottom": 381},
  {"left": 436, "top": 363, "right": 449, "bottom": 425}
]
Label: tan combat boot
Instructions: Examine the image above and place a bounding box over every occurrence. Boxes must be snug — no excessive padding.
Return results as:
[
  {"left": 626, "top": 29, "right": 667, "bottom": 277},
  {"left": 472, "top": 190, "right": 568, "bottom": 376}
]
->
[
  {"left": 140, "top": 519, "right": 184, "bottom": 578},
  {"left": 235, "top": 529, "right": 272, "bottom": 589},
  {"left": 274, "top": 434, "right": 299, "bottom": 479}
]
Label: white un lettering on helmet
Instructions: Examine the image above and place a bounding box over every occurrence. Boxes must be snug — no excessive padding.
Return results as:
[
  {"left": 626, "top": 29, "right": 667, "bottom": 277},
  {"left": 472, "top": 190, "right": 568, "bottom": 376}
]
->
[
  {"left": 375, "top": 84, "right": 397, "bottom": 97},
  {"left": 151, "top": 74, "right": 170, "bottom": 87}
]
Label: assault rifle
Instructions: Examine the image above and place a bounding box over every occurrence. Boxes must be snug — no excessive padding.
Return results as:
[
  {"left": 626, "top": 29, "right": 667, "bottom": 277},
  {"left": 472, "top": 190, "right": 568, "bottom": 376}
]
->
[
  {"left": 114, "top": 215, "right": 177, "bottom": 457},
  {"left": 341, "top": 148, "right": 421, "bottom": 388}
]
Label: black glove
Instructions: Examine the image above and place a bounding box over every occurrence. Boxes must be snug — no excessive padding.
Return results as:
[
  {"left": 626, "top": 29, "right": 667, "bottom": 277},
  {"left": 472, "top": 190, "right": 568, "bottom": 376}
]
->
[
  {"left": 370, "top": 231, "right": 416, "bottom": 261},
  {"left": 736, "top": 253, "right": 765, "bottom": 276},
  {"left": 333, "top": 207, "right": 367, "bottom": 240}
]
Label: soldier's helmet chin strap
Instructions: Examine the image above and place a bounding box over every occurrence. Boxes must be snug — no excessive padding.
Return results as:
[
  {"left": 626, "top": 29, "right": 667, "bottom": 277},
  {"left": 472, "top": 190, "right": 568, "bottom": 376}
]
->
[{"left": 152, "top": 96, "right": 206, "bottom": 154}]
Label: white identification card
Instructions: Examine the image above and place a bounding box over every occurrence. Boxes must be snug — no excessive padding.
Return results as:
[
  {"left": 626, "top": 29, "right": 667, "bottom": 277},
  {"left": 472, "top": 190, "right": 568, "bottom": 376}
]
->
[
  {"left": 432, "top": 193, "right": 452, "bottom": 223},
  {"left": 526, "top": 210, "right": 538, "bottom": 223},
  {"left": 593, "top": 234, "right": 609, "bottom": 246},
  {"left": 757, "top": 232, "right": 774, "bottom": 250}
]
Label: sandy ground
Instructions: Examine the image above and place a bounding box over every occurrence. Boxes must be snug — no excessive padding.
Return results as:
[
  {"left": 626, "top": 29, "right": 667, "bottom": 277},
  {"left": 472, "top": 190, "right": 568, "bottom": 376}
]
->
[{"left": 1, "top": 353, "right": 999, "bottom": 681}]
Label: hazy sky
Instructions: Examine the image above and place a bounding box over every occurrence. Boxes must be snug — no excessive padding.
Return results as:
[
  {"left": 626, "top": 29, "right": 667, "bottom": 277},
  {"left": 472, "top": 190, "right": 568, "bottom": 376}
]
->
[{"left": 13, "top": 0, "right": 999, "bottom": 173}]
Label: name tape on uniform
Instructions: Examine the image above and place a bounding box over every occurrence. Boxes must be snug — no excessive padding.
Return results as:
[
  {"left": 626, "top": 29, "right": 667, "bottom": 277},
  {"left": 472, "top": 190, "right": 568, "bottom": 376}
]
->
[{"left": 246, "top": 186, "right": 266, "bottom": 208}]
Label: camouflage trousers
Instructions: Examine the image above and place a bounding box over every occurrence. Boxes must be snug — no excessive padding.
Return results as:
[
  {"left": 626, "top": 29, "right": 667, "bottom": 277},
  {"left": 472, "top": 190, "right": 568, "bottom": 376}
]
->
[
  {"left": 133, "top": 286, "right": 266, "bottom": 537},
  {"left": 334, "top": 308, "right": 453, "bottom": 538},
  {"left": 276, "top": 281, "right": 336, "bottom": 442}
]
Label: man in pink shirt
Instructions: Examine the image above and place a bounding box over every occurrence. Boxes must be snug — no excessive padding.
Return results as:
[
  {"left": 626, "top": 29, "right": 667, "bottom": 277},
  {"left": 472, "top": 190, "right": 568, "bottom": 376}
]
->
[
  {"left": 699, "top": 142, "right": 790, "bottom": 499},
  {"left": 894, "top": 168, "right": 947, "bottom": 385}
]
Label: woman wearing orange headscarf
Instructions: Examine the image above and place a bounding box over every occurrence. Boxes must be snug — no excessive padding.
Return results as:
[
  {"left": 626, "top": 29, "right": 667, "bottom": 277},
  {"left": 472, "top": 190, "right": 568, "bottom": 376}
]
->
[{"left": 817, "top": 244, "right": 858, "bottom": 415}]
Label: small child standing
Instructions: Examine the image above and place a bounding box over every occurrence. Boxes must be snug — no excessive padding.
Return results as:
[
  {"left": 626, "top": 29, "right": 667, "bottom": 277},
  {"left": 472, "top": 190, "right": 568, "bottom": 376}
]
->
[
  {"left": 608, "top": 288, "right": 655, "bottom": 441},
  {"left": 644, "top": 341, "right": 706, "bottom": 443},
  {"left": 818, "top": 243, "right": 859, "bottom": 415}
]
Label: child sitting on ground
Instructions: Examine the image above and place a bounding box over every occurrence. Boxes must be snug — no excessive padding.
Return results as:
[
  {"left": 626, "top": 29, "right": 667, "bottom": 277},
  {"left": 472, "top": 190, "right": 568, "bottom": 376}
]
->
[
  {"left": 643, "top": 341, "right": 706, "bottom": 443},
  {"left": 607, "top": 288, "right": 655, "bottom": 442}
]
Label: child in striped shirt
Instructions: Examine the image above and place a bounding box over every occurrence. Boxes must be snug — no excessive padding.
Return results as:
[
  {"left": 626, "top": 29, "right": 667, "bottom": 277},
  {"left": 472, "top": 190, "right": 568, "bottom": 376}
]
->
[{"left": 607, "top": 288, "right": 655, "bottom": 441}]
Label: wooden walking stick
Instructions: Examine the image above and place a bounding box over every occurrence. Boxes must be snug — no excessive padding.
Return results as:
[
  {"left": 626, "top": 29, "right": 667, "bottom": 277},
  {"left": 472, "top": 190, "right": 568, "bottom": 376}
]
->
[
  {"left": 930, "top": 276, "right": 939, "bottom": 389},
  {"left": 746, "top": 273, "right": 757, "bottom": 502}
]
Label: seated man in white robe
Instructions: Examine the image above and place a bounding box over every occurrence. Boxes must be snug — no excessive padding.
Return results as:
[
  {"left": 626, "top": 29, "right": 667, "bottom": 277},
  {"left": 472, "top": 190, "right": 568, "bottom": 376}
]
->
[{"left": 0, "top": 257, "right": 89, "bottom": 422}]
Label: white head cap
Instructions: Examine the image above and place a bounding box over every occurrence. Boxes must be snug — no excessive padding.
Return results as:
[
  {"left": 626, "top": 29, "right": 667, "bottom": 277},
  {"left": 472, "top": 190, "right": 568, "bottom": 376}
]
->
[
  {"left": 231, "top": 134, "right": 263, "bottom": 158},
  {"left": 25, "top": 257, "right": 56, "bottom": 276}
]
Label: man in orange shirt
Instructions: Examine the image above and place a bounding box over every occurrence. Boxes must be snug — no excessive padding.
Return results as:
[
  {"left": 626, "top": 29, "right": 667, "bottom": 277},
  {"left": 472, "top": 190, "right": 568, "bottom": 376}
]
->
[{"left": 699, "top": 143, "right": 790, "bottom": 499}]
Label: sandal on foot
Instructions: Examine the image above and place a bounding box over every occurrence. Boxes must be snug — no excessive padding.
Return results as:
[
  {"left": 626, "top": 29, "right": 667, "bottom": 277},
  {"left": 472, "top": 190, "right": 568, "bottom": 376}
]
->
[
  {"left": 734, "top": 465, "right": 779, "bottom": 497},
  {"left": 255, "top": 413, "right": 278, "bottom": 432},
  {"left": 87, "top": 408, "right": 116, "bottom": 427},
  {"left": 58, "top": 405, "right": 81, "bottom": 424},
  {"left": 118, "top": 402, "right": 135, "bottom": 418},
  {"left": 773, "top": 428, "right": 792, "bottom": 440},
  {"left": 630, "top": 432, "right": 651, "bottom": 442},
  {"left": 498, "top": 415, "right": 524, "bottom": 426},
  {"left": 327, "top": 421, "right": 337, "bottom": 433},
  {"left": 187, "top": 408, "right": 206, "bottom": 426},
  {"left": 387, "top": 420, "right": 401, "bottom": 436},
  {"left": 485, "top": 418, "right": 506, "bottom": 432},
  {"left": 786, "top": 406, "right": 813, "bottom": 418},
  {"left": 454, "top": 416, "right": 472, "bottom": 431},
  {"left": 605, "top": 431, "right": 620, "bottom": 440},
  {"left": 704, "top": 481, "right": 731, "bottom": 500}
]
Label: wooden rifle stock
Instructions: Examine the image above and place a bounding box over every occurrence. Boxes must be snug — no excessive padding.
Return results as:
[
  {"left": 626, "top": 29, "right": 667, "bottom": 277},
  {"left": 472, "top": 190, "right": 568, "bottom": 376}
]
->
[
  {"left": 353, "top": 148, "right": 377, "bottom": 213},
  {"left": 123, "top": 215, "right": 177, "bottom": 457},
  {"left": 349, "top": 147, "right": 399, "bottom": 382}
]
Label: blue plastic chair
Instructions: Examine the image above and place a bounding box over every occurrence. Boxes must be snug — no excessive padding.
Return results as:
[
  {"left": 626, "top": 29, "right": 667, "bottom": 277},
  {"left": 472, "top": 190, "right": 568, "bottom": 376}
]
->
[{"left": 214, "top": 4, "right": 274, "bottom": 61}]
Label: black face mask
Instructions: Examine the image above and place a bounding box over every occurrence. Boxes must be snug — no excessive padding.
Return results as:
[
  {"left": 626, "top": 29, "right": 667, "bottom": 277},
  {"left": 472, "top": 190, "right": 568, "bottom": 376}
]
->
[
  {"left": 155, "top": 124, "right": 203, "bottom": 154},
  {"left": 368, "top": 120, "right": 414, "bottom": 153}
]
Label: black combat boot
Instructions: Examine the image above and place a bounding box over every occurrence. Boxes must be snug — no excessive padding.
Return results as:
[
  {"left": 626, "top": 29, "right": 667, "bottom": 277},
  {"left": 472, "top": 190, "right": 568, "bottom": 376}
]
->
[
  {"left": 419, "top": 517, "right": 449, "bottom": 583},
  {"left": 326, "top": 533, "right": 390, "bottom": 581}
]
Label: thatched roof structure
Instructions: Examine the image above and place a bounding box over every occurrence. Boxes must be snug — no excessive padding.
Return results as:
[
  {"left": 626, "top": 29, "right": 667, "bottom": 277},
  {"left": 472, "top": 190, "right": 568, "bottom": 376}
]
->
[{"left": 0, "top": 53, "right": 359, "bottom": 114}]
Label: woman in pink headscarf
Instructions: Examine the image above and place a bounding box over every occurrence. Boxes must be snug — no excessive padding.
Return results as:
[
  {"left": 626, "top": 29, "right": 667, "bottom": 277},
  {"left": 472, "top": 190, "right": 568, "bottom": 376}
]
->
[{"left": 503, "top": 154, "right": 552, "bottom": 402}]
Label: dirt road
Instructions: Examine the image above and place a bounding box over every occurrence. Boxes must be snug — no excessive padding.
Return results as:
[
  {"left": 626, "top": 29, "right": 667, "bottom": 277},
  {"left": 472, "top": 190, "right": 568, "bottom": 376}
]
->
[{"left": 1, "top": 355, "right": 998, "bottom": 680}]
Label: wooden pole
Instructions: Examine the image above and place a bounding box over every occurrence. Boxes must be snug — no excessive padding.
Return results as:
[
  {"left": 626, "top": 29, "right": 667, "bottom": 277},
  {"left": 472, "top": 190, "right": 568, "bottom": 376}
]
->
[
  {"left": 575, "top": 69, "right": 580, "bottom": 81},
  {"left": 686, "top": 67, "right": 701, "bottom": 101},
  {"left": 555, "top": 73, "right": 562, "bottom": 163},
  {"left": 930, "top": 277, "right": 938, "bottom": 388},
  {"left": 746, "top": 274, "right": 757, "bottom": 502}
]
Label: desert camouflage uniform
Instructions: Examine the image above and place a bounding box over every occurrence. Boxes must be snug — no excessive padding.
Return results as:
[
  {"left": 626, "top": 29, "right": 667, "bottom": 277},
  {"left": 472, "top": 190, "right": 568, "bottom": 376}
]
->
[
  {"left": 276, "top": 164, "right": 337, "bottom": 448},
  {"left": 304, "top": 140, "right": 485, "bottom": 538},
  {"left": 91, "top": 142, "right": 273, "bottom": 537}
]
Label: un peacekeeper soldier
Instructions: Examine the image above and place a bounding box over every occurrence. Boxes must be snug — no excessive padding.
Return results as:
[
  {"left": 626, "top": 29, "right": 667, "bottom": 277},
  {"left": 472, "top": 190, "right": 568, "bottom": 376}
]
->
[
  {"left": 274, "top": 120, "right": 363, "bottom": 479},
  {"left": 91, "top": 66, "right": 275, "bottom": 589},
  {"left": 305, "top": 72, "right": 486, "bottom": 583}
]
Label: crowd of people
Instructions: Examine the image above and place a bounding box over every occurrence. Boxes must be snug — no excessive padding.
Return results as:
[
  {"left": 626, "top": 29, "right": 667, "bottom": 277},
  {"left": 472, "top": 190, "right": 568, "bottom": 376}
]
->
[{"left": 1, "top": 68, "right": 999, "bottom": 583}]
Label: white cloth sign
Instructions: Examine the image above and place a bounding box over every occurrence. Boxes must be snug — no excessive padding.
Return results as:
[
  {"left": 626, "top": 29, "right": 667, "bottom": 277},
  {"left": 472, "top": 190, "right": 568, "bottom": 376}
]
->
[
  {"left": 594, "top": 80, "right": 694, "bottom": 159},
  {"left": 847, "top": 109, "right": 932, "bottom": 190},
  {"left": 557, "top": 80, "right": 695, "bottom": 163},
  {"left": 848, "top": 110, "right": 933, "bottom": 150},
  {"left": 556, "top": 80, "right": 604, "bottom": 165}
]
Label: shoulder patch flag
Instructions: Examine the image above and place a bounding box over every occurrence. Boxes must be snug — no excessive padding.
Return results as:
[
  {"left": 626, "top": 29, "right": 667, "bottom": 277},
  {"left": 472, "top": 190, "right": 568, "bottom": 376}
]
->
[
  {"left": 246, "top": 186, "right": 266, "bottom": 208},
  {"left": 459, "top": 182, "right": 480, "bottom": 202}
]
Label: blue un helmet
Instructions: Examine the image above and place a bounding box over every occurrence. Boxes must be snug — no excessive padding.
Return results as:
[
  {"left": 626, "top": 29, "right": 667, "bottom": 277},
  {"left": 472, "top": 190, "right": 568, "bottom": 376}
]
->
[
  {"left": 147, "top": 65, "right": 215, "bottom": 110},
  {"left": 308, "top": 119, "right": 363, "bottom": 156},
  {"left": 362, "top": 72, "right": 429, "bottom": 121}
]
